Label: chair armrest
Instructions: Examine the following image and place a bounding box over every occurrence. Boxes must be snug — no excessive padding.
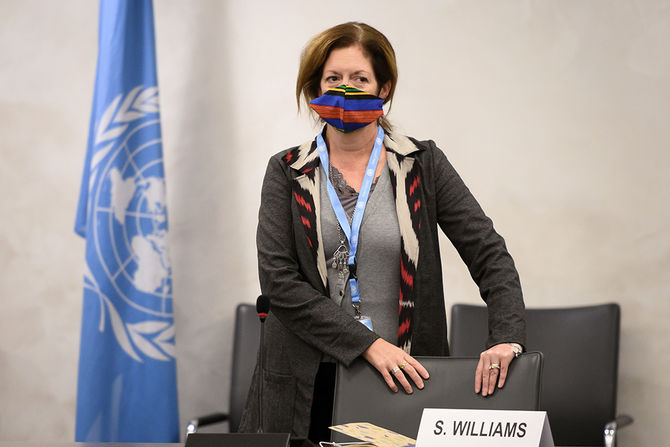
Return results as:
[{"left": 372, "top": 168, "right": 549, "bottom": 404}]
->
[
  {"left": 604, "top": 413, "right": 634, "bottom": 447},
  {"left": 186, "top": 412, "right": 229, "bottom": 437}
]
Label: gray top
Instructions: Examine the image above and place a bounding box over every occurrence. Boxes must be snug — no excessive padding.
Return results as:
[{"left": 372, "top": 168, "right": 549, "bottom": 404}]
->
[{"left": 320, "top": 163, "right": 401, "bottom": 346}]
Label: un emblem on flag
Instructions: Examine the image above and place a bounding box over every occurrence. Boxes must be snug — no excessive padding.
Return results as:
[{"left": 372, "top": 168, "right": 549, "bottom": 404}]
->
[{"left": 84, "top": 86, "right": 175, "bottom": 362}]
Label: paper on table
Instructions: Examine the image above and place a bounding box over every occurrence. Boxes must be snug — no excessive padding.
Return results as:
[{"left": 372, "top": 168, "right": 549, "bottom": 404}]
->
[{"left": 329, "top": 422, "right": 416, "bottom": 447}]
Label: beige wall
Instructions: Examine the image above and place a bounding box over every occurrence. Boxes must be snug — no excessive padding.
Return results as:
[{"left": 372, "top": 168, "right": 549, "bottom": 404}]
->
[{"left": 1, "top": 0, "right": 668, "bottom": 445}]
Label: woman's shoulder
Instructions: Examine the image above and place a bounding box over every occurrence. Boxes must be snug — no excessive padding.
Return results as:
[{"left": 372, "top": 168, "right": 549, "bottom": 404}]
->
[
  {"left": 270, "top": 146, "right": 295, "bottom": 162},
  {"left": 265, "top": 137, "right": 320, "bottom": 177},
  {"left": 391, "top": 133, "right": 460, "bottom": 185},
  {"left": 386, "top": 132, "right": 446, "bottom": 162}
]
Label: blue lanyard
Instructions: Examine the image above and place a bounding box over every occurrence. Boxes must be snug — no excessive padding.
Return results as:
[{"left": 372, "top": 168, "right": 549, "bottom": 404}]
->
[{"left": 317, "top": 126, "right": 384, "bottom": 312}]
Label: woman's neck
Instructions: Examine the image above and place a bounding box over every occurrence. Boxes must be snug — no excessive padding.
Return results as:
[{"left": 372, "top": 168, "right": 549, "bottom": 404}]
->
[
  {"left": 325, "top": 123, "right": 379, "bottom": 165},
  {"left": 324, "top": 122, "right": 386, "bottom": 192}
]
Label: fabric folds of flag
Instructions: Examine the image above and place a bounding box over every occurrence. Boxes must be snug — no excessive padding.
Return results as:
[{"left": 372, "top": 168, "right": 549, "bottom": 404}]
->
[
  {"left": 74, "top": 0, "right": 179, "bottom": 442},
  {"left": 309, "top": 85, "right": 384, "bottom": 133}
]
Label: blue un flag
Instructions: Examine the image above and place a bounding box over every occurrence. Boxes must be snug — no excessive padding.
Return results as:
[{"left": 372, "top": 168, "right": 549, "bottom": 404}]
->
[{"left": 74, "top": 0, "right": 179, "bottom": 442}]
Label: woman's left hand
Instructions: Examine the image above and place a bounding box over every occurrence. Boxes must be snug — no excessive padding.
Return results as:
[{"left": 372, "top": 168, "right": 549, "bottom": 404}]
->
[{"left": 474, "top": 343, "right": 516, "bottom": 396}]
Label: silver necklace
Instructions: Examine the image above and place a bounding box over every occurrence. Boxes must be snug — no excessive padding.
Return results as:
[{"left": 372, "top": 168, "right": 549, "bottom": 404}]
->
[{"left": 330, "top": 163, "right": 352, "bottom": 284}]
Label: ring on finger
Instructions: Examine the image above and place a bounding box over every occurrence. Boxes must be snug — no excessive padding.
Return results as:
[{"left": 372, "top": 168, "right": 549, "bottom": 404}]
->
[
  {"left": 390, "top": 366, "right": 401, "bottom": 374},
  {"left": 489, "top": 363, "right": 500, "bottom": 370},
  {"left": 399, "top": 361, "right": 409, "bottom": 370}
]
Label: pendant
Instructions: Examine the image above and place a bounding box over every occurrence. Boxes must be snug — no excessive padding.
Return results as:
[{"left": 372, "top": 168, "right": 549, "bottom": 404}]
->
[
  {"left": 333, "top": 221, "right": 350, "bottom": 283},
  {"left": 333, "top": 243, "right": 349, "bottom": 282}
]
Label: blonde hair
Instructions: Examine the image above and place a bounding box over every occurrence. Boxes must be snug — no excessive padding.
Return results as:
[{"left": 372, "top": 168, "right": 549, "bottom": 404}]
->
[{"left": 296, "top": 22, "right": 397, "bottom": 131}]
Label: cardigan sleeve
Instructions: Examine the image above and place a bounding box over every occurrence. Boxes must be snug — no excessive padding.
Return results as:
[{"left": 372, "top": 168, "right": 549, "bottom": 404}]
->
[
  {"left": 256, "top": 153, "right": 379, "bottom": 366},
  {"left": 427, "top": 141, "right": 526, "bottom": 349}
]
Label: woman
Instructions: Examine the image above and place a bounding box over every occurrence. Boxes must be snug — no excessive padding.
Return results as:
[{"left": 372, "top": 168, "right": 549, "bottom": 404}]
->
[{"left": 239, "top": 22, "right": 525, "bottom": 442}]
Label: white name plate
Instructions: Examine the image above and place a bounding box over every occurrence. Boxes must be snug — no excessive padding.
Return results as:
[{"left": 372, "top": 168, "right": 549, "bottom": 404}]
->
[{"left": 416, "top": 408, "right": 554, "bottom": 447}]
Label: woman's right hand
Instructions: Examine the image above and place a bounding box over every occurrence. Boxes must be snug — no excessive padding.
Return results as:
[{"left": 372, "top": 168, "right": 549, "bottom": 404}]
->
[{"left": 362, "top": 338, "right": 430, "bottom": 394}]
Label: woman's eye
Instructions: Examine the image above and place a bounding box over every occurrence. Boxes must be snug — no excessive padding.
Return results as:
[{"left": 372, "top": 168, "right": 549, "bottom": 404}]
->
[{"left": 350, "top": 77, "right": 369, "bottom": 88}]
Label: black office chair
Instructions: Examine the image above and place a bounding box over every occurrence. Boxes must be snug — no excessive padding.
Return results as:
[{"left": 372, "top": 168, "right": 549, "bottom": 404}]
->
[
  {"left": 449, "top": 303, "right": 633, "bottom": 447},
  {"left": 186, "top": 303, "right": 260, "bottom": 436},
  {"left": 331, "top": 352, "right": 544, "bottom": 442}
]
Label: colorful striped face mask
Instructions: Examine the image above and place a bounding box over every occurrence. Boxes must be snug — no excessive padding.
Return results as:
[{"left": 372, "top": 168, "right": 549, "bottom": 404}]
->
[{"left": 309, "top": 85, "right": 384, "bottom": 133}]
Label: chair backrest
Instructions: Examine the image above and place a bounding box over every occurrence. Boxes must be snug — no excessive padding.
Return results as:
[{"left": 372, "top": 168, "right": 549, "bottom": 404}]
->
[
  {"left": 449, "top": 303, "right": 621, "bottom": 446},
  {"left": 228, "top": 303, "right": 261, "bottom": 433},
  {"left": 331, "top": 352, "right": 543, "bottom": 442}
]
